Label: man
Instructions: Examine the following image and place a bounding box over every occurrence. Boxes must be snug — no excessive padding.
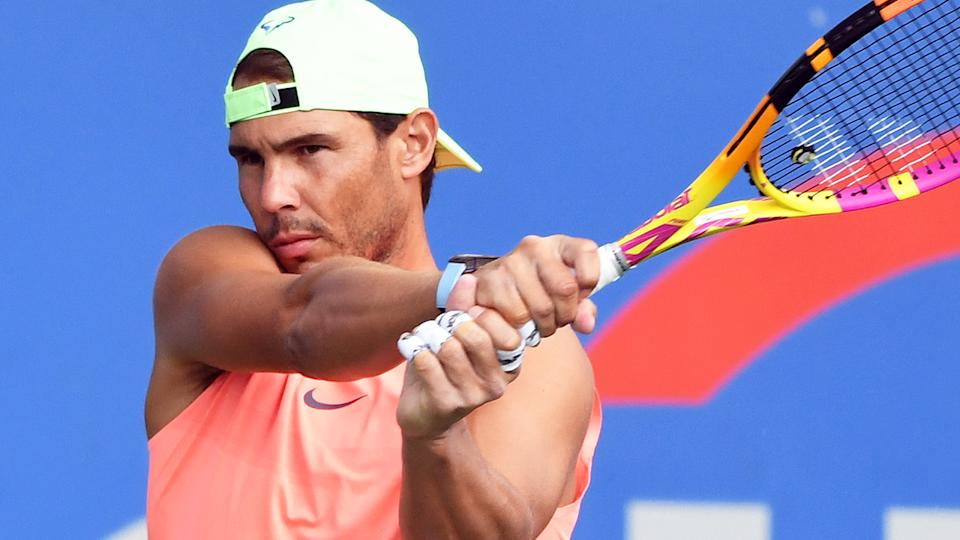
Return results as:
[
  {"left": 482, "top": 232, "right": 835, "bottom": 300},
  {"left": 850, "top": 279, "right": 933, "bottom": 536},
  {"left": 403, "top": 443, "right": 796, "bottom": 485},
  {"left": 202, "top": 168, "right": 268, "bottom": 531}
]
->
[{"left": 146, "top": 1, "right": 602, "bottom": 538}]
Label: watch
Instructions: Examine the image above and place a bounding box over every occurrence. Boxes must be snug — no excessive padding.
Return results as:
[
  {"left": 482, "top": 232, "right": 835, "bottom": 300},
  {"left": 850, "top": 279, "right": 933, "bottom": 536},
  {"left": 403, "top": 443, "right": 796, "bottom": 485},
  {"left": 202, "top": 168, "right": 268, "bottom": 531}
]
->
[{"left": 436, "top": 254, "right": 499, "bottom": 310}]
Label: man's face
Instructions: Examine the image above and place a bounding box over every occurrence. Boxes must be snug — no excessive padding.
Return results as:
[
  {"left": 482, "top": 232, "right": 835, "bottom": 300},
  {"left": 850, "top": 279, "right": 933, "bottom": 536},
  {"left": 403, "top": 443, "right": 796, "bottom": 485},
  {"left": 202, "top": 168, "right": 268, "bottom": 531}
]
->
[{"left": 228, "top": 109, "right": 409, "bottom": 273}]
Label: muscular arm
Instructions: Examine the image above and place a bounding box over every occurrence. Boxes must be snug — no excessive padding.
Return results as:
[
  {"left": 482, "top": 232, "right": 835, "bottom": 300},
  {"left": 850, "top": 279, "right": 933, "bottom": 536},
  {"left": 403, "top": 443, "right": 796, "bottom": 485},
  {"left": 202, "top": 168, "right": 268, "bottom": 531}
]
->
[
  {"left": 148, "top": 225, "right": 442, "bottom": 435},
  {"left": 396, "top": 235, "right": 601, "bottom": 539},
  {"left": 154, "top": 226, "right": 441, "bottom": 378},
  {"left": 399, "top": 328, "right": 595, "bottom": 539}
]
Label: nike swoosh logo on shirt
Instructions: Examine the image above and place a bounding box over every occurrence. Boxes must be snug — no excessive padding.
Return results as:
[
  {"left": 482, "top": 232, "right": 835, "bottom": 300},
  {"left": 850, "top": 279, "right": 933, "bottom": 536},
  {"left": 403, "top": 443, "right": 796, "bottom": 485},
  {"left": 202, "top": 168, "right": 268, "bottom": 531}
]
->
[{"left": 303, "top": 389, "right": 366, "bottom": 410}]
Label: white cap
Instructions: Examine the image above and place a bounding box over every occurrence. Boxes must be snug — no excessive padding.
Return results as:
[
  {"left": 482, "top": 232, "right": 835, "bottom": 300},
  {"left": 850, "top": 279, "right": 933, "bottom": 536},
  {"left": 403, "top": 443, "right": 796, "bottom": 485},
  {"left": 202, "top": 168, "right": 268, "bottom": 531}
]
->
[{"left": 224, "top": 0, "right": 481, "bottom": 173}]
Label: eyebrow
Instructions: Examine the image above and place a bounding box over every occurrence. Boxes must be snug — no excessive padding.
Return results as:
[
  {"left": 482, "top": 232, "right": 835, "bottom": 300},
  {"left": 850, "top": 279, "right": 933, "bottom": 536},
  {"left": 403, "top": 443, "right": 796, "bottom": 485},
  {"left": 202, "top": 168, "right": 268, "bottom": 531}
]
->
[{"left": 228, "top": 132, "right": 339, "bottom": 158}]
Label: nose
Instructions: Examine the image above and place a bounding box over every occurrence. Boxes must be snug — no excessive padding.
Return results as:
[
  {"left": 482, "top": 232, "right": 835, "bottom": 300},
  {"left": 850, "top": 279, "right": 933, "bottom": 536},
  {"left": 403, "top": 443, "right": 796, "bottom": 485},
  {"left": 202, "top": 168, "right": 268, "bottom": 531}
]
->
[{"left": 260, "top": 162, "right": 301, "bottom": 213}]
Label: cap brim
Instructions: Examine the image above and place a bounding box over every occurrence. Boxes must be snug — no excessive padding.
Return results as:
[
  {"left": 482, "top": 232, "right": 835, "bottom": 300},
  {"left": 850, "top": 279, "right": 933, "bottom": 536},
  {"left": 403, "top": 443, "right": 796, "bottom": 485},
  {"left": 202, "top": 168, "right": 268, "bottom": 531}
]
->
[{"left": 435, "top": 128, "right": 482, "bottom": 173}]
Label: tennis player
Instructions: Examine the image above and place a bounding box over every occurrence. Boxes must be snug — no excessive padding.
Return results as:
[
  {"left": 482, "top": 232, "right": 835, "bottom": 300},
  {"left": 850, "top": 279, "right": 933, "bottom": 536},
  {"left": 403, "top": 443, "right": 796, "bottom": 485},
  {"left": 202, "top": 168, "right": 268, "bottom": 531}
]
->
[{"left": 146, "top": 1, "right": 601, "bottom": 538}]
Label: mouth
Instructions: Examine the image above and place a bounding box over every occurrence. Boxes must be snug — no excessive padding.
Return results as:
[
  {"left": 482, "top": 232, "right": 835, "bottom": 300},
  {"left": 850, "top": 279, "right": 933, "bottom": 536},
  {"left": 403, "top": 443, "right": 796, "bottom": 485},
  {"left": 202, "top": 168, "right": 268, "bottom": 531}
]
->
[{"left": 270, "top": 233, "right": 320, "bottom": 260}]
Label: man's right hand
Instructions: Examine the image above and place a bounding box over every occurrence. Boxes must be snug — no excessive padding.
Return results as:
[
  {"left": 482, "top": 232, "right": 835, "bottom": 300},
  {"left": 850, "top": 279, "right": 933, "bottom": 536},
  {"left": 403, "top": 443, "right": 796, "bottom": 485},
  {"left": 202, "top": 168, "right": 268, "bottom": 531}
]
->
[
  {"left": 463, "top": 234, "right": 600, "bottom": 337},
  {"left": 396, "top": 233, "right": 600, "bottom": 440}
]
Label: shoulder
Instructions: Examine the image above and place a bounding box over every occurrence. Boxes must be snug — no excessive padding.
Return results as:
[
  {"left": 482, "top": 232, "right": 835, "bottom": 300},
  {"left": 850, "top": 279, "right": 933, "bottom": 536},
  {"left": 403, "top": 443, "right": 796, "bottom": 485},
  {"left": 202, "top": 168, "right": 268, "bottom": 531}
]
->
[
  {"left": 160, "top": 225, "right": 271, "bottom": 272},
  {"left": 155, "top": 226, "right": 277, "bottom": 300},
  {"left": 147, "top": 226, "right": 280, "bottom": 438}
]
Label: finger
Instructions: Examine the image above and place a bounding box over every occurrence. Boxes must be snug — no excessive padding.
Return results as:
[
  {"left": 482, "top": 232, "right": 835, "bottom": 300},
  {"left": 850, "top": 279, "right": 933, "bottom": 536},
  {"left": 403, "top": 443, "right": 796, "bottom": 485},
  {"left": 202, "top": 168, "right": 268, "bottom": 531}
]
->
[
  {"left": 470, "top": 307, "right": 522, "bottom": 352},
  {"left": 414, "top": 320, "right": 485, "bottom": 391},
  {"left": 451, "top": 315, "right": 516, "bottom": 385},
  {"left": 434, "top": 334, "right": 488, "bottom": 393},
  {"left": 497, "top": 344, "right": 525, "bottom": 374},
  {"left": 572, "top": 298, "right": 598, "bottom": 334},
  {"left": 437, "top": 317, "right": 512, "bottom": 402},
  {"left": 435, "top": 310, "right": 474, "bottom": 334},
  {"left": 397, "top": 332, "right": 429, "bottom": 362},
  {"left": 400, "top": 334, "right": 455, "bottom": 394},
  {"left": 519, "top": 320, "right": 541, "bottom": 348},
  {"left": 559, "top": 238, "right": 601, "bottom": 296},
  {"left": 445, "top": 274, "right": 478, "bottom": 312},
  {"left": 509, "top": 257, "right": 558, "bottom": 338},
  {"left": 535, "top": 256, "right": 580, "bottom": 333},
  {"left": 474, "top": 265, "right": 530, "bottom": 327},
  {"left": 412, "top": 320, "right": 453, "bottom": 354}
]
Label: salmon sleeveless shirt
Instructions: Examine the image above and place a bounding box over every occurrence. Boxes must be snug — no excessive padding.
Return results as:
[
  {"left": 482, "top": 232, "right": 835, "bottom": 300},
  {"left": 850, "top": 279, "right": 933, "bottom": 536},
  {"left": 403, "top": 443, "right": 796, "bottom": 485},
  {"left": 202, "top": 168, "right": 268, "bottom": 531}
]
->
[{"left": 147, "top": 363, "right": 602, "bottom": 539}]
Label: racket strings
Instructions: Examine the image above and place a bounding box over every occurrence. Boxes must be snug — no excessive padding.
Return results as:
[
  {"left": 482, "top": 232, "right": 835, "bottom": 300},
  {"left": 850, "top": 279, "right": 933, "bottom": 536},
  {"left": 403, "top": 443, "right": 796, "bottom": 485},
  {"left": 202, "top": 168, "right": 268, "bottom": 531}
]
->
[
  {"left": 760, "top": 0, "right": 960, "bottom": 197},
  {"left": 766, "top": 3, "right": 960, "bottom": 192},
  {"left": 766, "top": 2, "right": 960, "bottom": 191}
]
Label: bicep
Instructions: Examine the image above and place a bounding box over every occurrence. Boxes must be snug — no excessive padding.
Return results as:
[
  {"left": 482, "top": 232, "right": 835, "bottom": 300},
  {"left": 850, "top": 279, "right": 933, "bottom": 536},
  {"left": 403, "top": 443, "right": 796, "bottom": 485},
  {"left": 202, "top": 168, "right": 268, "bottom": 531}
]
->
[
  {"left": 153, "top": 226, "right": 301, "bottom": 373},
  {"left": 466, "top": 327, "right": 595, "bottom": 531}
]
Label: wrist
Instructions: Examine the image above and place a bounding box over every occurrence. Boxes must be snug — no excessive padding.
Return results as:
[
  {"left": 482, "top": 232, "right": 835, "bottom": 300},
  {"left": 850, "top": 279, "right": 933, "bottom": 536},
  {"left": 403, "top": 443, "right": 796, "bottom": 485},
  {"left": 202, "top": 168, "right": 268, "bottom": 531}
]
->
[
  {"left": 402, "top": 419, "right": 470, "bottom": 452},
  {"left": 435, "top": 261, "right": 467, "bottom": 310},
  {"left": 436, "top": 254, "right": 499, "bottom": 310}
]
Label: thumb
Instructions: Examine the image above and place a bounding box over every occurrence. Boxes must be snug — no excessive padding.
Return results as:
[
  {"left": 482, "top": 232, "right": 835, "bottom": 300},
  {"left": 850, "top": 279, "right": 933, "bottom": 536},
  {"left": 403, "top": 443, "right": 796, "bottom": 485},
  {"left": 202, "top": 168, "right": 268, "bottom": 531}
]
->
[
  {"left": 445, "top": 274, "right": 478, "bottom": 312},
  {"left": 572, "top": 298, "right": 598, "bottom": 334}
]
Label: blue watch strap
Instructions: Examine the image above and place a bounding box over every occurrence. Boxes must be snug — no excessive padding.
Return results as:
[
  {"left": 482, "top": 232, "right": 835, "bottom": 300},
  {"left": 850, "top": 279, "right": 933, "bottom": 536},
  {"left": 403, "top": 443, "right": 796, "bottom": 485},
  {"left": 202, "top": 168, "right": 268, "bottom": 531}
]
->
[{"left": 436, "top": 262, "right": 467, "bottom": 310}]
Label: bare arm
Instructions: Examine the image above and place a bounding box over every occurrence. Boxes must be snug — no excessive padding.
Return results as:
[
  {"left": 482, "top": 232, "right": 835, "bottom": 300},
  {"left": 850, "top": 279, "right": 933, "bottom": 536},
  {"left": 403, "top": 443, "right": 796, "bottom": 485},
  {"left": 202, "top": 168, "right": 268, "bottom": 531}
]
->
[
  {"left": 153, "top": 225, "right": 441, "bottom": 380},
  {"left": 396, "top": 235, "right": 600, "bottom": 539},
  {"left": 400, "top": 328, "right": 594, "bottom": 539},
  {"left": 148, "top": 225, "right": 449, "bottom": 436}
]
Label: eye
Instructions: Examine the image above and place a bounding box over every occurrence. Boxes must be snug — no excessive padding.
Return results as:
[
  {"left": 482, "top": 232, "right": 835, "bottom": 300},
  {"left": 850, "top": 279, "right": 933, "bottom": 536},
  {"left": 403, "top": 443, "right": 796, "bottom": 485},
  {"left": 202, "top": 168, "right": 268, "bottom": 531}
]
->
[
  {"left": 300, "top": 145, "right": 325, "bottom": 156},
  {"left": 236, "top": 153, "right": 263, "bottom": 167}
]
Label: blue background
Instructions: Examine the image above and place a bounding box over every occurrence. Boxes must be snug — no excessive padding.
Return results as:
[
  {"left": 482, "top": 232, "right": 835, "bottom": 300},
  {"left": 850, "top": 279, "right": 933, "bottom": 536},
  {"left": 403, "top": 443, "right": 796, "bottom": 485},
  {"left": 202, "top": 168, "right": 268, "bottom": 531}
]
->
[{"left": 2, "top": 0, "right": 957, "bottom": 537}]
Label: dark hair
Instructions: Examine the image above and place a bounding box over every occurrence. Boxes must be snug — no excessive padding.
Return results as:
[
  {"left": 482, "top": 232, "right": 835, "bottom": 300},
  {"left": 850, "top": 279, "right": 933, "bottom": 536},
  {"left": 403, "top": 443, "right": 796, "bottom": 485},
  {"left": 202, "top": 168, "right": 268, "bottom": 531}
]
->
[{"left": 233, "top": 49, "right": 436, "bottom": 209}]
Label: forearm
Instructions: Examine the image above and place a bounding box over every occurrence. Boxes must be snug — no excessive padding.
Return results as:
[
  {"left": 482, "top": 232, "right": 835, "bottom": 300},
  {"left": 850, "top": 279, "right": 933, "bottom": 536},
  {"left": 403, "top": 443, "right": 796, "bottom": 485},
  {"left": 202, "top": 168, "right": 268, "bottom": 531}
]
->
[
  {"left": 400, "top": 422, "right": 535, "bottom": 540},
  {"left": 284, "top": 256, "right": 441, "bottom": 380}
]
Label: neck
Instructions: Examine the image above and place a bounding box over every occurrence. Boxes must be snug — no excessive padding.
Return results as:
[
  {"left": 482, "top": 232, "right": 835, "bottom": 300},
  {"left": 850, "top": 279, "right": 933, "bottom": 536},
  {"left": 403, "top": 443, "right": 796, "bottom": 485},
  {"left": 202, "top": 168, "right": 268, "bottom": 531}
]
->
[{"left": 384, "top": 204, "right": 438, "bottom": 272}]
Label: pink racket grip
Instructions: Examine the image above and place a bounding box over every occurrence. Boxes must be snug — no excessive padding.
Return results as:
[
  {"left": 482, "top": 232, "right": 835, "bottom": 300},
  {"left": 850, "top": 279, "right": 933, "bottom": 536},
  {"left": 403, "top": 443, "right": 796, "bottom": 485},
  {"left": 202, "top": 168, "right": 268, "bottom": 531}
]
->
[{"left": 591, "top": 243, "right": 628, "bottom": 296}]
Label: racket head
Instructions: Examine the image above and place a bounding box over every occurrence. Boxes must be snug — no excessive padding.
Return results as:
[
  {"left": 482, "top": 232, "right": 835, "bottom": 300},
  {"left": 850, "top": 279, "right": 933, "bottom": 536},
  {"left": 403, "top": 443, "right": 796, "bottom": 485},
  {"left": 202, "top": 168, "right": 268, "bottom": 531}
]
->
[
  {"left": 749, "top": 0, "right": 960, "bottom": 215},
  {"left": 609, "top": 0, "right": 960, "bottom": 274}
]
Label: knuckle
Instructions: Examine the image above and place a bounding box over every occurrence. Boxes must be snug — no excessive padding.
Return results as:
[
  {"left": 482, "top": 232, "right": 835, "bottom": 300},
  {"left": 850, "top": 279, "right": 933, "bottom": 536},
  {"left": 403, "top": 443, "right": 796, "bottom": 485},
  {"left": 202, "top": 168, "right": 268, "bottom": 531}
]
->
[
  {"left": 579, "top": 238, "right": 599, "bottom": 252},
  {"left": 531, "top": 301, "right": 554, "bottom": 321},
  {"left": 519, "top": 235, "right": 543, "bottom": 250},
  {"left": 505, "top": 306, "right": 531, "bottom": 326},
  {"left": 457, "top": 324, "right": 492, "bottom": 352},
  {"left": 452, "top": 401, "right": 473, "bottom": 418},
  {"left": 553, "top": 277, "right": 579, "bottom": 298},
  {"left": 438, "top": 338, "right": 466, "bottom": 360},
  {"left": 465, "top": 389, "right": 489, "bottom": 409},
  {"left": 437, "top": 394, "right": 464, "bottom": 416},
  {"left": 499, "top": 331, "right": 522, "bottom": 351},
  {"left": 486, "top": 379, "right": 507, "bottom": 400}
]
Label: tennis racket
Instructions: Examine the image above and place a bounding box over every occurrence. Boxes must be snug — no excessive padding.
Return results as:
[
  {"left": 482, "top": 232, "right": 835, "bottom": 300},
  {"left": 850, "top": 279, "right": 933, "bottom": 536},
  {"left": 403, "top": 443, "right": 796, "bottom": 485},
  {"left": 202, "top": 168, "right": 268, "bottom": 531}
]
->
[{"left": 593, "top": 0, "right": 960, "bottom": 292}]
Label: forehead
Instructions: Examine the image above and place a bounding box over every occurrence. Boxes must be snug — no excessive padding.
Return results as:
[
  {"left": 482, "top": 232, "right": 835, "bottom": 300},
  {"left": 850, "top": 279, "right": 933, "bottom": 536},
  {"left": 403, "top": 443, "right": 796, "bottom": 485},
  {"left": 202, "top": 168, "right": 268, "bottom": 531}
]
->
[{"left": 228, "top": 109, "right": 374, "bottom": 147}]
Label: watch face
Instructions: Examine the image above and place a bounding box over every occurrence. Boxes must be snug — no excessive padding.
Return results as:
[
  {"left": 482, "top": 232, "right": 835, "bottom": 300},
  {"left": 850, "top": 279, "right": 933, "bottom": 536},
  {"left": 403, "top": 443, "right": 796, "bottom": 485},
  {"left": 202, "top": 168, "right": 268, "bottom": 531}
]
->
[{"left": 448, "top": 254, "right": 499, "bottom": 273}]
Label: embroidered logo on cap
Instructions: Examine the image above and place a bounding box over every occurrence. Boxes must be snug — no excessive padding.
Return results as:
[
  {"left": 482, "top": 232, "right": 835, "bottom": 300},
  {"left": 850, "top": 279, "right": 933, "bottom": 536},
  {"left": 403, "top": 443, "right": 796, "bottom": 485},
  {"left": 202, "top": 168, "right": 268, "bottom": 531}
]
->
[{"left": 261, "top": 16, "right": 295, "bottom": 34}]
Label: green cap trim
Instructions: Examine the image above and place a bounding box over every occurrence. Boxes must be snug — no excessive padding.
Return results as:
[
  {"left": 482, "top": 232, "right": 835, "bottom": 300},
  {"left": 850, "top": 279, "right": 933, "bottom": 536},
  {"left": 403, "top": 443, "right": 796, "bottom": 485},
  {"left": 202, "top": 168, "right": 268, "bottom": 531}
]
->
[{"left": 224, "top": 82, "right": 297, "bottom": 125}]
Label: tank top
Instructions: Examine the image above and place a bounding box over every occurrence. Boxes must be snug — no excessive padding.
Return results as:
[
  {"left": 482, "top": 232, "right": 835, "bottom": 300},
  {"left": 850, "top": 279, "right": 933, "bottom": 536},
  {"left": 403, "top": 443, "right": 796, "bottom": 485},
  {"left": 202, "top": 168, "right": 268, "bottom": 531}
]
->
[{"left": 147, "top": 363, "right": 601, "bottom": 539}]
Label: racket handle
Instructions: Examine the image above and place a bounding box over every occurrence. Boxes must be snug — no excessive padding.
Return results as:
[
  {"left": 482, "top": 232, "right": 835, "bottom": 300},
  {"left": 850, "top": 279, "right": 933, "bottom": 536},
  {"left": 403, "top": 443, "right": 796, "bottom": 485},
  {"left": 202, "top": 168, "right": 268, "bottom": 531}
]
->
[{"left": 591, "top": 242, "right": 628, "bottom": 296}]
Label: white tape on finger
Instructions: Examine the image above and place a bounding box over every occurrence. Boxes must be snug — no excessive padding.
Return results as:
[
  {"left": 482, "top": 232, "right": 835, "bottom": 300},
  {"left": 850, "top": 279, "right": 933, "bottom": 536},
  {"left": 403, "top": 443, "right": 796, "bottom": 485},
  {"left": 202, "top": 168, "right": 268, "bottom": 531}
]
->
[
  {"left": 397, "top": 333, "right": 428, "bottom": 362},
  {"left": 496, "top": 343, "right": 525, "bottom": 373},
  {"left": 413, "top": 320, "right": 452, "bottom": 354},
  {"left": 435, "top": 310, "right": 473, "bottom": 333},
  {"left": 519, "top": 320, "right": 541, "bottom": 348}
]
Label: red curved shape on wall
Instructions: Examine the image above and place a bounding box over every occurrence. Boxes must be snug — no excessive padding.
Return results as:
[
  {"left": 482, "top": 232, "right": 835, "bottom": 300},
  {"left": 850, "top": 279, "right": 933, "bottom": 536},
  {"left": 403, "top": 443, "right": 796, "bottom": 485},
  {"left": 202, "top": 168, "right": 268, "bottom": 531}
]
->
[{"left": 589, "top": 179, "right": 960, "bottom": 405}]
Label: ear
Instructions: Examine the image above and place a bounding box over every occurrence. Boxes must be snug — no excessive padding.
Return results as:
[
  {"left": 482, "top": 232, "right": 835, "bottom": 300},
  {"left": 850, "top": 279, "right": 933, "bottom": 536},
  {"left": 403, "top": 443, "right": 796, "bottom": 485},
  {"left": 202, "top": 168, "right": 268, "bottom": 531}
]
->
[{"left": 399, "top": 108, "right": 438, "bottom": 181}]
